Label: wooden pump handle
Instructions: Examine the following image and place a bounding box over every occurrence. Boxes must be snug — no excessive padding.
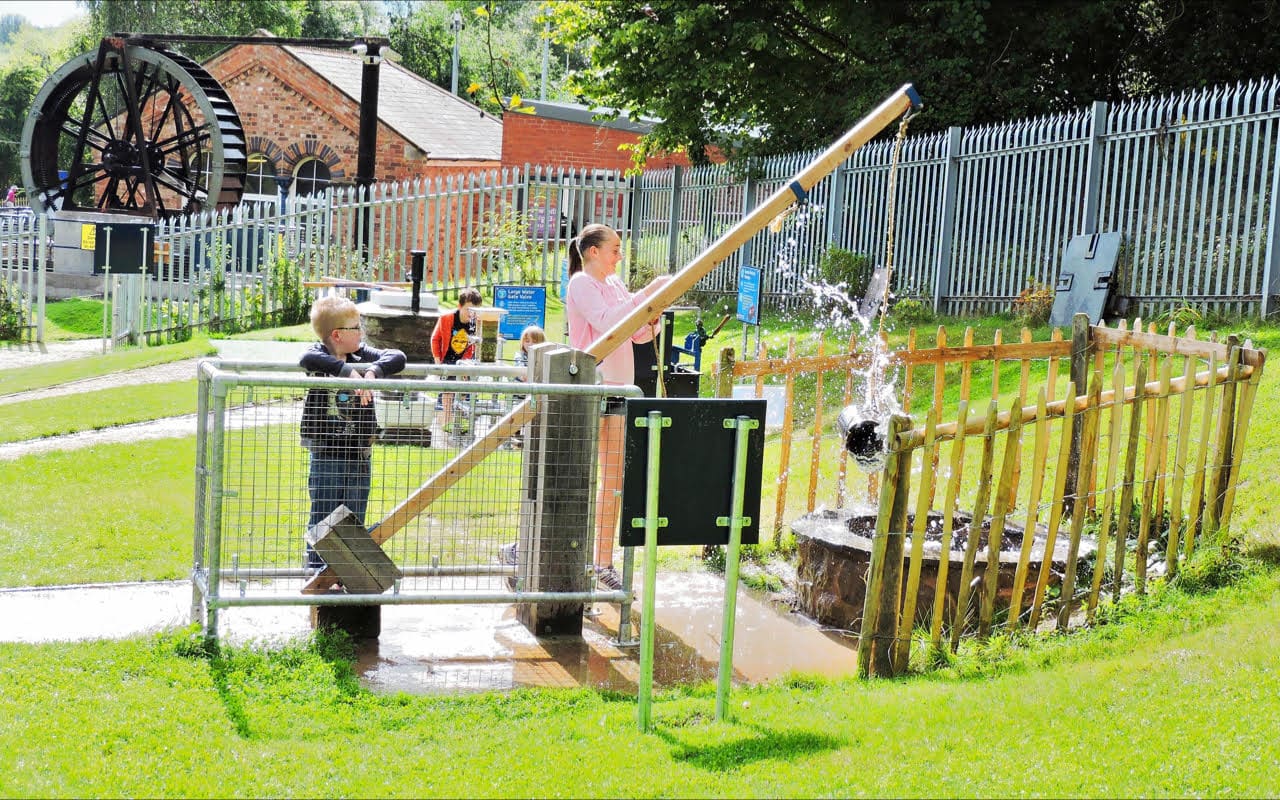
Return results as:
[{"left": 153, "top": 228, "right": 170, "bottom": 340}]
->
[{"left": 587, "top": 84, "right": 920, "bottom": 364}]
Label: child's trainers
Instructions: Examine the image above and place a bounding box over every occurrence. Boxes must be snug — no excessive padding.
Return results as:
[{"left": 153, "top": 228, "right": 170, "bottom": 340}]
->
[
  {"left": 596, "top": 565, "right": 623, "bottom": 591},
  {"left": 498, "top": 542, "right": 518, "bottom": 565}
]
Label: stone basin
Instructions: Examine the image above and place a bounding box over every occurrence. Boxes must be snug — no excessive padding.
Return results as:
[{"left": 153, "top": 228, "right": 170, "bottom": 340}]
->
[
  {"left": 358, "top": 292, "right": 441, "bottom": 364},
  {"left": 791, "top": 507, "right": 1096, "bottom": 632}
]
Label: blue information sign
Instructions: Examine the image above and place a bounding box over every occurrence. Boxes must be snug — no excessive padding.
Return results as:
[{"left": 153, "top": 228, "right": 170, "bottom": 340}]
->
[
  {"left": 494, "top": 285, "right": 547, "bottom": 339},
  {"left": 736, "top": 265, "right": 761, "bottom": 325}
]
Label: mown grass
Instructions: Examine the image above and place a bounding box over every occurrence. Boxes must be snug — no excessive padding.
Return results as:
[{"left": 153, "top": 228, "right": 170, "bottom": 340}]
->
[
  {"left": 0, "top": 566, "right": 1277, "bottom": 797},
  {"left": 0, "top": 438, "right": 196, "bottom": 586},
  {"left": 0, "top": 335, "right": 215, "bottom": 396},
  {"left": 44, "top": 297, "right": 111, "bottom": 336},
  {"left": 3, "top": 309, "right": 1280, "bottom": 796},
  {"left": 0, "top": 381, "right": 197, "bottom": 443}
]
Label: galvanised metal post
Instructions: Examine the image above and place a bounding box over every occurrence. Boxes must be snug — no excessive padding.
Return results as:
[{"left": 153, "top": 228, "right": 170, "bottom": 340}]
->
[
  {"left": 666, "top": 165, "right": 683, "bottom": 272},
  {"left": 715, "top": 415, "right": 757, "bottom": 721},
  {"left": 1080, "top": 101, "right": 1109, "bottom": 236},
  {"left": 202, "top": 374, "right": 231, "bottom": 642},
  {"left": 190, "top": 360, "right": 213, "bottom": 623},
  {"left": 1262, "top": 127, "right": 1280, "bottom": 317},
  {"left": 36, "top": 212, "right": 46, "bottom": 342},
  {"left": 636, "top": 409, "right": 668, "bottom": 733},
  {"left": 932, "top": 127, "right": 962, "bottom": 313}
]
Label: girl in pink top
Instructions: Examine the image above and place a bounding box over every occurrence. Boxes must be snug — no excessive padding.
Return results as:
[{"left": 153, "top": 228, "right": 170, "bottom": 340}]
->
[{"left": 564, "top": 223, "right": 670, "bottom": 589}]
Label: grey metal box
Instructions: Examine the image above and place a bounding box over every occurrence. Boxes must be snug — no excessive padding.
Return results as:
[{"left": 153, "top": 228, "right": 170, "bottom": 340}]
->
[{"left": 1049, "top": 232, "right": 1123, "bottom": 327}]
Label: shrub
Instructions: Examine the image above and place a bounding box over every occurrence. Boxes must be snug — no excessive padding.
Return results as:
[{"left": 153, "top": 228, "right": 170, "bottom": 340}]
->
[
  {"left": 0, "top": 278, "right": 28, "bottom": 340},
  {"left": 817, "top": 247, "right": 872, "bottom": 295},
  {"left": 891, "top": 297, "right": 934, "bottom": 326},
  {"left": 1013, "top": 277, "right": 1054, "bottom": 327},
  {"left": 1175, "top": 534, "right": 1250, "bottom": 595}
]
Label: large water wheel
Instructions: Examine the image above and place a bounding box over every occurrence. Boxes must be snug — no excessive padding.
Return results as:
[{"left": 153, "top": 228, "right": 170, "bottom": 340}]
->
[{"left": 21, "top": 37, "right": 246, "bottom": 218}]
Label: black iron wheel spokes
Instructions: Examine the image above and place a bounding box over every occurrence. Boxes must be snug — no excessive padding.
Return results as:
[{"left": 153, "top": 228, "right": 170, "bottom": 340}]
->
[{"left": 21, "top": 42, "right": 246, "bottom": 218}]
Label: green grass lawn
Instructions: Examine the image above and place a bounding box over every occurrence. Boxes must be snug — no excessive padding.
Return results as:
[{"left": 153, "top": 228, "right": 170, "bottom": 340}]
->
[
  {"left": 0, "top": 567, "right": 1277, "bottom": 797},
  {"left": 1, "top": 381, "right": 196, "bottom": 442},
  {"left": 0, "top": 335, "right": 215, "bottom": 396},
  {"left": 3, "top": 309, "right": 1280, "bottom": 796}
]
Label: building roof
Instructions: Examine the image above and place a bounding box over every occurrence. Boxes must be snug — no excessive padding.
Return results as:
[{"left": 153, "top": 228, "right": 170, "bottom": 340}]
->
[
  {"left": 514, "top": 98, "right": 660, "bottom": 135},
  {"left": 282, "top": 45, "right": 503, "bottom": 161}
]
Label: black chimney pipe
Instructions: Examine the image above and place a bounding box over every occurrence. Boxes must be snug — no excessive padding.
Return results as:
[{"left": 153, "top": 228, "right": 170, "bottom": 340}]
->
[{"left": 409, "top": 250, "right": 425, "bottom": 314}]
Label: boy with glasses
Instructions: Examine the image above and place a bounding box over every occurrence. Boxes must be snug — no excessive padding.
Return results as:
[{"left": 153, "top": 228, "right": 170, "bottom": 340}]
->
[{"left": 299, "top": 295, "right": 406, "bottom": 570}]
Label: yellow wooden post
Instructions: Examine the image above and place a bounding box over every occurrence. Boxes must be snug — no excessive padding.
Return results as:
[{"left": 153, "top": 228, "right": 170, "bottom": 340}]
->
[
  {"left": 952, "top": 400, "right": 999, "bottom": 651},
  {"left": 1112, "top": 361, "right": 1147, "bottom": 602},
  {"left": 1057, "top": 373, "right": 1101, "bottom": 631},
  {"left": 1185, "top": 353, "right": 1218, "bottom": 556},
  {"left": 980, "top": 399, "right": 1023, "bottom": 639},
  {"left": 1087, "top": 359, "right": 1126, "bottom": 621},
  {"left": 807, "top": 339, "right": 825, "bottom": 514},
  {"left": 773, "top": 337, "right": 797, "bottom": 548},
  {"left": 1008, "top": 388, "right": 1049, "bottom": 630},
  {"left": 929, "top": 400, "right": 969, "bottom": 653},
  {"left": 896, "top": 407, "right": 938, "bottom": 672},
  {"left": 857, "top": 414, "right": 912, "bottom": 678},
  {"left": 1205, "top": 337, "right": 1242, "bottom": 533},
  {"left": 1029, "top": 380, "right": 1077, "bottom": 631}
]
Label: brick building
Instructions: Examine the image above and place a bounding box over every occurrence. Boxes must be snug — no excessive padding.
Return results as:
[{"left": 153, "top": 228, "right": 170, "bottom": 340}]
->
[
  {"left": 203, "top": 38, "right": 502, "bottom": 204},
  {"left": 501, "top": 99, "right": 693, "bottom": 173}
]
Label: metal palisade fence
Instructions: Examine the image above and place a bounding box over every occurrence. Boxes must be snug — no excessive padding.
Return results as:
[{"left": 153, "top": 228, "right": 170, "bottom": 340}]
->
[
  {"left": 135, "top": 165, "right": 629, "bottom": 342},
  {"left": 8, "top": 78, "right": 1280, "bottom": 345},
  {"left": 633, "top": 77, "right": 1280, "bottom": 319}
]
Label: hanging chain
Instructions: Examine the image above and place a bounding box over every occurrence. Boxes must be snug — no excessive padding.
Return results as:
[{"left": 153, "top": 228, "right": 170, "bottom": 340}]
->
[{"left": 877, "top": 109, "right": 917, "bottom": 338}]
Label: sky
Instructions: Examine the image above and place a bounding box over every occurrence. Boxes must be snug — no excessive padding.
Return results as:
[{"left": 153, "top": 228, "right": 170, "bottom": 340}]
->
[{"left": 0, "top": 0, "right": 84, "bottom": 28}]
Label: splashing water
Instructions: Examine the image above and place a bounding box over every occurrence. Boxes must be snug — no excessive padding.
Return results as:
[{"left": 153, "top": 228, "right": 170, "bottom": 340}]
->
[{"left": 770, "top": 204, "right": 901, "bottom": 474}]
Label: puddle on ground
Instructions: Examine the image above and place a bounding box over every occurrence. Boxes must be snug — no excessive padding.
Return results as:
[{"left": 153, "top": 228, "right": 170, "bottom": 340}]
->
[{"left": 0, "top": 572, "right": 859, "bottom": 694}]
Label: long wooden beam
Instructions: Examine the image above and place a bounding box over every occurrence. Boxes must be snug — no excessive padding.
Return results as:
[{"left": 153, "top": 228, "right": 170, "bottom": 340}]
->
[
  {"left": 302, "top": 85, "right": 921, "bottom": 594},
  {"left": 587, "top": 85, "right": 921, "bottom": 363}
]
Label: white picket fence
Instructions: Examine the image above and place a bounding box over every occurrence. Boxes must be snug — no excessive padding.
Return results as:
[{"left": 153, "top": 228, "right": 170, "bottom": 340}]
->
[{"left": 0, "top": 211, "right": 46, "bottom": 343}]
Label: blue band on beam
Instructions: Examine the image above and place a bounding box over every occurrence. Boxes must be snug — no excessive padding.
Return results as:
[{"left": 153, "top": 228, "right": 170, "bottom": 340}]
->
[
  {"left": 904, "top": 84, "right": 923, "bottom": 111},
  {"left": 788, "top": 181, "right": 807, "bottom": 202}
]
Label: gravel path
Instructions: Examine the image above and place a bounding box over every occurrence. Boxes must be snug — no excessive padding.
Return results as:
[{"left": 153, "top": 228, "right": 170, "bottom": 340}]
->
[{"left": 0, "top": 338, "right": 110, "bottom": 369}]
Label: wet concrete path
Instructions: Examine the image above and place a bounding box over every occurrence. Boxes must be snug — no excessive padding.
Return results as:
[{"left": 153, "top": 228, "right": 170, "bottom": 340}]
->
[{"left": 0, "top": 573, "right": 860, "bottom": 694}]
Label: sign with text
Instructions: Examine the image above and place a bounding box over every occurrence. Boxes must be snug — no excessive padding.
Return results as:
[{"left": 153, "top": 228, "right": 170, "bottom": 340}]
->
[
  {"left": 736, "top": 265, "right": 761, "bottom": 325},
  {"left": 494, "top": 285, "right": 547, "bottom": 339}
]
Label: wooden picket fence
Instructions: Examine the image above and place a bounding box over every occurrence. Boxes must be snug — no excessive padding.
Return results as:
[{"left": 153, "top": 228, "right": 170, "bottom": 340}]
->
[{"left": 715, "top": 314, "right": 1265, "bottom": 677}]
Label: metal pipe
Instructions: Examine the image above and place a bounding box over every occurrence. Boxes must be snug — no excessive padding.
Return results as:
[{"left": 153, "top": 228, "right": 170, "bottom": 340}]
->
[
  {"left": 211, "top": 590, "right": 627, "bottom": 608},
  {"left": 208, "top": 369, "right": 642, "bottom": 398}
]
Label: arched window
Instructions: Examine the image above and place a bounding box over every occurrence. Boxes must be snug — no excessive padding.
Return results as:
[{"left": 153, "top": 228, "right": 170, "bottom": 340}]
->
[
  {"left": 293, "top": 158, "right": 331, "bottom": 198},
  {"left": 245, "top": 153, "right": 279, "bottom": 197}
]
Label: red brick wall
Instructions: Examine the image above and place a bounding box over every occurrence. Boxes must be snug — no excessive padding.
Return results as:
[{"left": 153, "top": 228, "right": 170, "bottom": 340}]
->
[{"left": 501, "top": 112, "right": 695, "bottom": 172}]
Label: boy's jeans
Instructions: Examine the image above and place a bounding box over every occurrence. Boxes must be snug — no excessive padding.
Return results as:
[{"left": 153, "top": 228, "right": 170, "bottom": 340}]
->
[{"left": 306, "top": 452, "right": 372, "bottom": 568}]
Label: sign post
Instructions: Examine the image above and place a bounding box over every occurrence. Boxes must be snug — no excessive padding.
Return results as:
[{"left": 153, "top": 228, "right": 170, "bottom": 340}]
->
[
  {"left": 622, "top": 398, "right": 766, "bottom": 732},
  {"left": 737, "top": 265, "right": 761, "bottom": 361},
  {"left": 715, "top": 414, "right": 758, "bottom": 720},
  {"left": 494, "top": 285, "right": 547, "bottom": 356}
]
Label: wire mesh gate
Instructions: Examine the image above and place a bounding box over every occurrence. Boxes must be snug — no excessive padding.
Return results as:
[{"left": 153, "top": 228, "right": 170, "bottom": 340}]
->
[{"left": 192, "top": 355, "right": 638, "bottom": 642}]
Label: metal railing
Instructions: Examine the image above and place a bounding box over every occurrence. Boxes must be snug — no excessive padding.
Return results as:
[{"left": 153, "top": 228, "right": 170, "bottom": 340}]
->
[
  {"left": 0, "top": 211, "right": 45, "bottom": 342},
  {"left": 193, "top": 356, "right": 640, "bottom": 642}
]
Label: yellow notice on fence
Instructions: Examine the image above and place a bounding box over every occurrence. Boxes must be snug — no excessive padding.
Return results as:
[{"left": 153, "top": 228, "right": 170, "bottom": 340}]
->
[{"left": 80, "top": 223, "right": 96, "bottom": 250}]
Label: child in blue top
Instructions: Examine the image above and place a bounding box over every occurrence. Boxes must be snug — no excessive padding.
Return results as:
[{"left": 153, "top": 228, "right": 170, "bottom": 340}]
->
[{"left": 299, "top": 295, "right": 406, "bottom": 569}]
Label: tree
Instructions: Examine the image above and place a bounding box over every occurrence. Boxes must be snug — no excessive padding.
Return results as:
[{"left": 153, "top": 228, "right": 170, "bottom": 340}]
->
[
  {"left": 0, "top": 63, "right": 44, "bottom": 188},
  {"left": 76, "top": 0, "right": 305, "bottom": 60},
  {"left": 386, "top": 2, "right": 576, "bottom": 114},
  {"left": 551, "top": 0, "right": 1280, "bottom": 168},
  {"left": 550, "top": 0, "right": 1142, "bottom": 166},
  {"left": 300, "top": 0, "right": 386, "bottom": 38}
]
